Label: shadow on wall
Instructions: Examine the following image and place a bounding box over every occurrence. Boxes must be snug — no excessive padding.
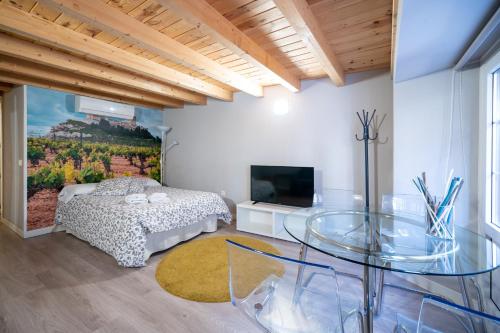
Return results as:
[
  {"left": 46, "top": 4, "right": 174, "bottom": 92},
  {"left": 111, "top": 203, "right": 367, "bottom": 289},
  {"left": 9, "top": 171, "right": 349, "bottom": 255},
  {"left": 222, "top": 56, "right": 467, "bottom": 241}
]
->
[
  {"left": 314, "top": 169, "right": 323, "bottom": 195},
  {"left": 222, "top": 196, "right": 236, "bottom": 223},
  {"left": 345, "top": 70, "right": 389, "bottom": 86},
  {"left": 299, "top": 69, "right": 389, "bottom": 94},
  {"left": 372, "top": 112, "right": 390, "bottom": 208}
]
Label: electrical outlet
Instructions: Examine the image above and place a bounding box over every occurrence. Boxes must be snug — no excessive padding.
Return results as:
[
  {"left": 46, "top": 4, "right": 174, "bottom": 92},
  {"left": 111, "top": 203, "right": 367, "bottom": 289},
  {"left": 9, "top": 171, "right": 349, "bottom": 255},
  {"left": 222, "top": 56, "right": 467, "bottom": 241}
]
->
[{"left": 220, "top": 190, "right": 226, "bottom": 197}]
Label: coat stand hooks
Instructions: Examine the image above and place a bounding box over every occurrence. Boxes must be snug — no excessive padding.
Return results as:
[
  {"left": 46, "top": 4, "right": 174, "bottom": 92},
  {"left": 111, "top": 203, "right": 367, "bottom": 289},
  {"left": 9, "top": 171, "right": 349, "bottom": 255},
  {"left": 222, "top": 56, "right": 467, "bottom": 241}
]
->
[{"left": 355, "top": 109, "right": 378, "bottom": 211}]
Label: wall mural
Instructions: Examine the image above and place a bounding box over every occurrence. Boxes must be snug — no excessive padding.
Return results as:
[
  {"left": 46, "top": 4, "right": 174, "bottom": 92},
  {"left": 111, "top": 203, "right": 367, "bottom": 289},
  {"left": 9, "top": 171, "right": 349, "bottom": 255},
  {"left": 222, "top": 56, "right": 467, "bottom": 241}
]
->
[{"left": 27, "top": 86, "right": 163, "bottom": 231}]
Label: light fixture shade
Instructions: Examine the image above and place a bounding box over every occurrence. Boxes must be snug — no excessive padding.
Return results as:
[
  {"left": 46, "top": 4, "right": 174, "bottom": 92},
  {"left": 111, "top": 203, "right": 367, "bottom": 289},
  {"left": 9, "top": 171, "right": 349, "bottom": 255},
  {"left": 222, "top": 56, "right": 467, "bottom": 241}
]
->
[
  {"left": 166, "top": 141, "right": 179, "bottom": 153},
  {"left": 157, "top": 125, "right": 172, "bottom": 134}
]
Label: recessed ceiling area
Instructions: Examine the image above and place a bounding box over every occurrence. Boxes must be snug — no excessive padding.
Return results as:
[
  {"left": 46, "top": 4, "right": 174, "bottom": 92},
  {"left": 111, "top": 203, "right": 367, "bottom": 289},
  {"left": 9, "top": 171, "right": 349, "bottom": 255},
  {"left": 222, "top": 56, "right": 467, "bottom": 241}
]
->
[{"left": 394, "top": 0, "right": 499, "bottom": 82}]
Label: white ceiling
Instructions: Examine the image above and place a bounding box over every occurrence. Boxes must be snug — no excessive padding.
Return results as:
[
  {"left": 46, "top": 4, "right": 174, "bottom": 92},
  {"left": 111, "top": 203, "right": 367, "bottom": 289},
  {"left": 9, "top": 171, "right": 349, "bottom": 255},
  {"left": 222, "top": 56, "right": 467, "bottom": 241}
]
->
[{"left": 394, "top": 0, "right": 499, "bottom": 82}]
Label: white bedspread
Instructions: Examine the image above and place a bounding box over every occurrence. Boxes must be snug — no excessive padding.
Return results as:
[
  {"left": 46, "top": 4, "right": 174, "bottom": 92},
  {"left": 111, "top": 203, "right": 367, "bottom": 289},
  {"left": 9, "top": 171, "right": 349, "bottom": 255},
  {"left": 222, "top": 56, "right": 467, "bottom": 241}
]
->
[{"left": 55, "top": 186, "right": 231, "bottom": 267}]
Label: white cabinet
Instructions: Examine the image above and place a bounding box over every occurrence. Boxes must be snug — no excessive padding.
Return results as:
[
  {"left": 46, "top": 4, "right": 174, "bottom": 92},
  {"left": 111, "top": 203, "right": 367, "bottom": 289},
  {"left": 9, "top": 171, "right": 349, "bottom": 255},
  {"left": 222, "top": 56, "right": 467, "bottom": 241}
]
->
[{"left": 236, "top": 201, "right": 299, "bottom": 242}]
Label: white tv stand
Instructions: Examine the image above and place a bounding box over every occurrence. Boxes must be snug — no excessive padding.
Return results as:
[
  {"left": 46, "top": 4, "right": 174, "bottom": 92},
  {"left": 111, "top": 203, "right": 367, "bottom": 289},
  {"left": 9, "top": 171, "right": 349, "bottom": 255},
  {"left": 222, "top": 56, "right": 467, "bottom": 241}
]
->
[{"left": 236, "top": 201, "right": 299, "bottom": 242}]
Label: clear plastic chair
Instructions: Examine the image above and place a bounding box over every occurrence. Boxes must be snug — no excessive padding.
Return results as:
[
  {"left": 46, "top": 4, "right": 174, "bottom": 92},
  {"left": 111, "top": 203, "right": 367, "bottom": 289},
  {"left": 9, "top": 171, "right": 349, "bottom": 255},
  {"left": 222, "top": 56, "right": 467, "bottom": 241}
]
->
[
  {"left": 317, "top": 189, "right": 364, "bottom": 210},
  {"left": 380, "top": 195, "right": 485, "bottom": 316},
  {"left": 297, "top": 189, "right": 366, "bottom": 321},
  {"left": 380, "top": 194, "right": 426, "bottom": 218},
  {"left": 374, "top": 194, "right": 428, "bottom": 314},
  {"left": 394, "top": 295, "right": 500, "bottom": 333},
  {"left": 226, "top": 240, "right": 362, "bottom": 333}
]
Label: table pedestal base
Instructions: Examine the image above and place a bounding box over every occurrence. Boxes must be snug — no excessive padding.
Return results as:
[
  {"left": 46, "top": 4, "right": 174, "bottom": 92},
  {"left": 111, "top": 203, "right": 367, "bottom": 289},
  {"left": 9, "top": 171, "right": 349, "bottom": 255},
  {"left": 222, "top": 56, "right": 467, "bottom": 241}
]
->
[{"left": 363, "top": 265, "right": 375, "bottom": 333}]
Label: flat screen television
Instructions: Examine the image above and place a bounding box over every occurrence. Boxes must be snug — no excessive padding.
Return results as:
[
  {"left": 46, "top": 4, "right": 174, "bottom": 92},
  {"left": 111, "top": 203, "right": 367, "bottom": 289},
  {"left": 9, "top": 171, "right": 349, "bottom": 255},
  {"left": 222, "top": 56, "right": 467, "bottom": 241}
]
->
[{"left": 251, "top": 165, "right": 314, "bottom": 207}]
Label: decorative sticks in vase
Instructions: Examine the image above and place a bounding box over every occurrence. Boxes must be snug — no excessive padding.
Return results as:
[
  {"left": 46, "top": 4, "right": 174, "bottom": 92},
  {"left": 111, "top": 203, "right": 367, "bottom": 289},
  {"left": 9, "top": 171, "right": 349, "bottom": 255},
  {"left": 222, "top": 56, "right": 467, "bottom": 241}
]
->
[{"left": 412, "top": 171, "right": 464, "bottom": 240}]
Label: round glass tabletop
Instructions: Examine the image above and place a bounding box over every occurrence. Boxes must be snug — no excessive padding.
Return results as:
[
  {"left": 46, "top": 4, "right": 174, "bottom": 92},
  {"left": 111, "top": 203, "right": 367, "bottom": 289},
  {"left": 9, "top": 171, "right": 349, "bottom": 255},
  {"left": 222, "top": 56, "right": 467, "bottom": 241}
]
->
[{"left": 284, "top": 207, "right": 500, "bottom": 276}]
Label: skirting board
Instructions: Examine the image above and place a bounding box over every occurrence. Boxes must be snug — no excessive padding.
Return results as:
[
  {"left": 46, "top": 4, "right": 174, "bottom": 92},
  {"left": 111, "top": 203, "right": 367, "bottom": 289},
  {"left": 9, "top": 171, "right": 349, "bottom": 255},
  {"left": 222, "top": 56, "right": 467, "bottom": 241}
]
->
[
  {"left": 24, "top": 225, "right": 64, "bottom": 238},
  {"left": 1, "top": 217, "right": 23, "bottom": 238},
  {"left": 1, "top": 217, "right": 64, "bottom": 238}
]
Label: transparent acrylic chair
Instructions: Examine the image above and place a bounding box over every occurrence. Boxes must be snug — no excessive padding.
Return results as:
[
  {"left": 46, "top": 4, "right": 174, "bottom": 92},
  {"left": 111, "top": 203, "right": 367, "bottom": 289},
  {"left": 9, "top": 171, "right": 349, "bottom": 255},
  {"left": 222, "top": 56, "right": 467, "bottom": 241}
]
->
[
  {"left": 297, "top": 188, "right": 365, "bottom": 282},
  {"left": 226, "top": 240, "right": 362, "bottom": 333},
  {"left": 394, "top": 295, "right": 500, "bottom": 333},
  {"left": 316, "top": 189, "right": 364, "bottom": 210},
  {"left": 375, "top": 194, "right": 428, "bottom": 314},
  {"left": 379, "top": 195, "right": 485, "bottom": 315},
  {"left": 380, "top": 194, "right": 426, "bottom": 218},
  {"left": 303, "top": 189, "right": 365, "bottom": 281}
]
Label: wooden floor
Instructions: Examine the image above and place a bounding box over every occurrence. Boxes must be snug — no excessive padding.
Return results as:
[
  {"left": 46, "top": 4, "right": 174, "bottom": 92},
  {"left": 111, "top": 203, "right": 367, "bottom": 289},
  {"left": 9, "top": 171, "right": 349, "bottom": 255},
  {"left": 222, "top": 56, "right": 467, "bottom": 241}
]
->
[{"left": 0, "top": 221, "right": 425, "bottom": 333}]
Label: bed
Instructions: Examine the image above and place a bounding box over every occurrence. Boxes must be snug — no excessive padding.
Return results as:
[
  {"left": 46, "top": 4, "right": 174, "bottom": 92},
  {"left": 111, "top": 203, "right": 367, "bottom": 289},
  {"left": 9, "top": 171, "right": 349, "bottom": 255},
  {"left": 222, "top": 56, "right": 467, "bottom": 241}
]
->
[{"left": 55, "top": 178, "right": 231, "bottom": 267}]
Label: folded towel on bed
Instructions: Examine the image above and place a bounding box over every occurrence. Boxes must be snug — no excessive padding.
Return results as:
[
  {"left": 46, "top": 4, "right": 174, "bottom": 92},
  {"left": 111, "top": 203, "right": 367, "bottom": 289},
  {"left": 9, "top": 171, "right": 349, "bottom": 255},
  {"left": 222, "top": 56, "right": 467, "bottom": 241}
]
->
[
  {"left": 149, "top": 192, "right": 167, "bottom": 199},
  {"left": 148, "top": 192, "right": 170, "bottom": 204},
  {"left": 125, "top": 193, "right": 148, "bottom": 204}
]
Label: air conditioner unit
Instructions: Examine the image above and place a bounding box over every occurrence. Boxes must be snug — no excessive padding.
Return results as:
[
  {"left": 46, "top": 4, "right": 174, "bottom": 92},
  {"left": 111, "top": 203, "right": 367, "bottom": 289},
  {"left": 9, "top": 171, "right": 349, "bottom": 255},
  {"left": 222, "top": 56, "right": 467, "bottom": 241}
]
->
[{"left": 75, "top": 96, "right": 135, "bottom": 120}]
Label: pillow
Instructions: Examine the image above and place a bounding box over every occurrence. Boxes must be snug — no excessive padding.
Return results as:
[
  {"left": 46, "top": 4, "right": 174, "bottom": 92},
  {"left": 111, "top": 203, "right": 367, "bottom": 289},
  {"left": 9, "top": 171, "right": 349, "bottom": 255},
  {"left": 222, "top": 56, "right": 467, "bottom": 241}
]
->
[
  {"left": 58, "top": 183, "right": 97, "bottom": 203},
  {"left": 127, "top": 177, "right": 162, "bottom": 193},
  {"left": 144, "top": 178, "right": 161, "bottom": 188},
  {"left": 93, "top": 177, "right": 132, "bottom": 196}
]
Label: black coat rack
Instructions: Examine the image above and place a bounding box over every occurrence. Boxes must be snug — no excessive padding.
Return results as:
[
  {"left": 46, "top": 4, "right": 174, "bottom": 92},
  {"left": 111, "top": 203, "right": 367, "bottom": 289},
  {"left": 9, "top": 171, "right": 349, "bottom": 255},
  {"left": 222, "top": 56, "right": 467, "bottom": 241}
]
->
[
  {"left": 355, "top": 109, "right": 379, "bottom": 333},
  {"left": 355, "top": 109, "right": 378, "bottom": 212}
]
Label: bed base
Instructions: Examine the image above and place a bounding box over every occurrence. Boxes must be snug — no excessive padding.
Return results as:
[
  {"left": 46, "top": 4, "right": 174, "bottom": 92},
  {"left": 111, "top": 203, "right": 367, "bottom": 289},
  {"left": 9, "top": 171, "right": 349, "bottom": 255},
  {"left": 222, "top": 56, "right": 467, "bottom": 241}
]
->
[
  {"left": 143, "top": 214, "right": 218, "bottom": 260},
  {"left": 63, "top": 214, "right": 218, "bottom": 263}
]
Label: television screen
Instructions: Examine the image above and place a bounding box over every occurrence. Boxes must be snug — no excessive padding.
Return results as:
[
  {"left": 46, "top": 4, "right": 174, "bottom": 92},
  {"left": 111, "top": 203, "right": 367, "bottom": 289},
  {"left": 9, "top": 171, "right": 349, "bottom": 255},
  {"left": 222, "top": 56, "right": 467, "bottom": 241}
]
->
[{"left": 251, "top": 165, "right": 314, "bottom": 207}]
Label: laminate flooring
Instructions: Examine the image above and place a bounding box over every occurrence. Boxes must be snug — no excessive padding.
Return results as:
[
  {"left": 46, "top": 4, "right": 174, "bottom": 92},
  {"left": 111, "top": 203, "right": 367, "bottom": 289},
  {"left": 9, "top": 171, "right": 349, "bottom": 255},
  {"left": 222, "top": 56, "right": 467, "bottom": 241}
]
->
[{"left": 0, "top": 221, "right": 426, "bottom": 333}]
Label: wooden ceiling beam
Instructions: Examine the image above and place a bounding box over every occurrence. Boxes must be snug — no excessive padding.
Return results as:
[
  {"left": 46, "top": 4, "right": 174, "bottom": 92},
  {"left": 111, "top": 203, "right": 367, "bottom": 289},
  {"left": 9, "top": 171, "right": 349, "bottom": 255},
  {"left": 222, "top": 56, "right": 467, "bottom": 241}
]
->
[
  {"left": 0, "top": 55, "right": 183, "bottom": 108},
  {"left": 0, "top": 33, "right": 188, "bottom": 107},
  {"left": 274, "top": 0, "right": 345, "bottom": 86},
  {"left": 391, "top": 0, "right": 399, "bottom": 76},
  {"left": 0, "top": 71, "right": 166, "bottom": 110},
  {"left": 159, "top": 0, "right": 301, "bottom": 92},
  {"left": 37, "top": 0, "right": 263, "bottom": 97},
  {"left": 0, "top": 81, "right": 13, "bottom": 92},
  {"left": 0, "top": 3, "right": 232, "bottom": 102}
]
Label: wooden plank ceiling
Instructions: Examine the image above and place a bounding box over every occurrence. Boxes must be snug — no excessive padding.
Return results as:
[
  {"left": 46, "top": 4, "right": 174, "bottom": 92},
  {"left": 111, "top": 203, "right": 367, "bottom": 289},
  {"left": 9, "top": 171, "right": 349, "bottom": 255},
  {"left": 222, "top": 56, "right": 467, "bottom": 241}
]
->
[{"left": 0, "top": 0, "right": 393, "bottom": 109}]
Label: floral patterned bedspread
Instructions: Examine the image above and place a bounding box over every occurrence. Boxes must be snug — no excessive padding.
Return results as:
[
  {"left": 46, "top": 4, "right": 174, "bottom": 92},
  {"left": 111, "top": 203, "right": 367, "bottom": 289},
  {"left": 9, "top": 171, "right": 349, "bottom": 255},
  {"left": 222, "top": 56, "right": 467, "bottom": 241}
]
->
[{"left": 55, "top": 186, "right": 232, "bottom": 267}]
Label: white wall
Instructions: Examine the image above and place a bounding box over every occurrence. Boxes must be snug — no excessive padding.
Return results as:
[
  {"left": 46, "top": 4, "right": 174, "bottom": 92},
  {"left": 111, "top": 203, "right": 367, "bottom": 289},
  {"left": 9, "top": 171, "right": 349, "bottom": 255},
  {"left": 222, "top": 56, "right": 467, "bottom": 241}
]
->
[
  {"left": 392, "top": 67, "right": 498, "bottom": 301},
  {"left": 393, "top": 68, "right": 479, "bottom": 230},
  {"left": 2, "top": 85, "right": 26, "bottom": 235},
  {"left": 164, "top": 71, "right": 393, "bottom": 212}
]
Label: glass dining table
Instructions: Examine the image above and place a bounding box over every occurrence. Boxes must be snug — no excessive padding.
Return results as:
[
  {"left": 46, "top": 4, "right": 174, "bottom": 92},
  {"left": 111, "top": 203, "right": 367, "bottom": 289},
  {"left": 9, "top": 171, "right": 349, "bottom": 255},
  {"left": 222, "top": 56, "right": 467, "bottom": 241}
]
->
[{"left": 284, "top": 207, "right": 500, "bottom": 333}]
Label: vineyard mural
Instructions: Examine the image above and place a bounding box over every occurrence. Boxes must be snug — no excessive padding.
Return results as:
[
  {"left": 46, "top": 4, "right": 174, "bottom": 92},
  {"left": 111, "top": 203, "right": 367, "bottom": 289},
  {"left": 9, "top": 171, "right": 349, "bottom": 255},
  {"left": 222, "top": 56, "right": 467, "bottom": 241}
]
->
[{"left": 27, "top": 86, "right": 163, "bottom": 230}]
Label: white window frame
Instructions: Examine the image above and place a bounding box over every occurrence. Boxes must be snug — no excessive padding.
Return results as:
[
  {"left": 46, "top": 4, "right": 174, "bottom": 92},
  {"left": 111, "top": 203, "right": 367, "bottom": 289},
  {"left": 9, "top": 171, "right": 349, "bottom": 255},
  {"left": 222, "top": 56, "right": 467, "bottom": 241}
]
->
[
  {"left": 493, "top": 69, "right": 500, "bottom": 229},
  {"left": 479, "top": 49, "right": 500, "bottom": 244}
]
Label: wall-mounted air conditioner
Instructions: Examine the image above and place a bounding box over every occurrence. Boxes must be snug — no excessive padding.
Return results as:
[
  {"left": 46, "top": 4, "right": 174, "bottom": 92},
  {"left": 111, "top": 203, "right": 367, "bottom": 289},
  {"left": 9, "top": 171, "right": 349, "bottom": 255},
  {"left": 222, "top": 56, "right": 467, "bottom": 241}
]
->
[{"left": 74, "top": 96, "right": 135, "bottom": 120}]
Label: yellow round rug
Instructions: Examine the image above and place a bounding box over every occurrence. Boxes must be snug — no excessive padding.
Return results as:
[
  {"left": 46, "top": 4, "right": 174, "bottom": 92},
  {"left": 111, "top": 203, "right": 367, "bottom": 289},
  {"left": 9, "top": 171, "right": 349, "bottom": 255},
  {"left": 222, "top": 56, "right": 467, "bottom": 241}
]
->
[{"left": 155, "top": 235, "right": 281, "bottom": 303}]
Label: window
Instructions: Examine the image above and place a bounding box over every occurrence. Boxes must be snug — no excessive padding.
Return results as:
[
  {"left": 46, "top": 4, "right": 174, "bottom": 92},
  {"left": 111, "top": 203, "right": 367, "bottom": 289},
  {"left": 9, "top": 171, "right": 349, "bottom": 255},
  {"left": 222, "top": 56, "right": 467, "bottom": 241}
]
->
[
  {"left": 492, "top": 69, "right": 500, "bottom": 227},
  {"left": 480, "top": 50, "right": 500, "bottom": 243}
]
